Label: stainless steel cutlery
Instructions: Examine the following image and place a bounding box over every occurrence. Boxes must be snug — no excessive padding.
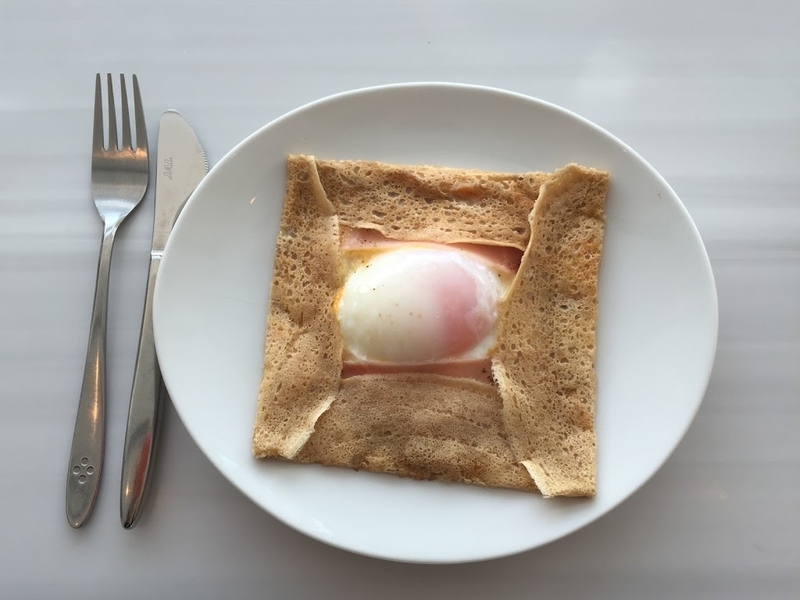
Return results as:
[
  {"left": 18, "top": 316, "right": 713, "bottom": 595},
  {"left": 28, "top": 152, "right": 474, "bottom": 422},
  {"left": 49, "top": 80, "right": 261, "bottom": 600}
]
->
[
  {"left": 67, "top": 75, "right": 207, "bottom": 528},
  {"left": 120, "top": 110, "right": 208, "bottom": 529},
  {"left": 66, "top": 74, "right": 150, "bottom": 528}
]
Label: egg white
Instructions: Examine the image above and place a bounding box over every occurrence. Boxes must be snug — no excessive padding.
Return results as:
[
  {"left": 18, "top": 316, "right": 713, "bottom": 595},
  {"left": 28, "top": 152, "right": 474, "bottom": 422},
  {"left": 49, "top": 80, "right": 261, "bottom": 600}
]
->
[{"left": 335, "top": 244, "right": 514, "bottom": 364}]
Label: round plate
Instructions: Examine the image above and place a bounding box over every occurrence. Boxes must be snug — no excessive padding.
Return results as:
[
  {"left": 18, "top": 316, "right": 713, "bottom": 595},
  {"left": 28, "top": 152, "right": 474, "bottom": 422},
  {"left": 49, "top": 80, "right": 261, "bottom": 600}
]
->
[{"left": 153, "top": 83, "right": 718, "bottom": 563}]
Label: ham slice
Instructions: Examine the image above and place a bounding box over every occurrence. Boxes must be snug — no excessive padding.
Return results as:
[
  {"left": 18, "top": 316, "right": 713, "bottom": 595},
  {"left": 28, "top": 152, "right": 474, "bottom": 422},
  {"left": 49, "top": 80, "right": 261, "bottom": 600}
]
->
[
  {"left": 341, "top": 358, "right": 495, "bottom": 384},
  {"left": 340, "top": 226, "right": 522, "bottom": 275}
]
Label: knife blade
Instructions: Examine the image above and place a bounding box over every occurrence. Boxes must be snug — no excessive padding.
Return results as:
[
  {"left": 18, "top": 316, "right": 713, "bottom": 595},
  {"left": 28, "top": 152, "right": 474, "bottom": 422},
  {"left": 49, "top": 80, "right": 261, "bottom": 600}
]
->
[{"left": 120, "top": 110, "right": 208, "bottom": 528}]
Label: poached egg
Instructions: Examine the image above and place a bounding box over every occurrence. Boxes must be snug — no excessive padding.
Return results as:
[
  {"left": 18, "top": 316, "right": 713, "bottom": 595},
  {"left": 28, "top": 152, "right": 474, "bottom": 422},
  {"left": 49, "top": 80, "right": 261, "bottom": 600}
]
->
[{"left": 335, "top": 245, "right": 514, "bottom": 364}]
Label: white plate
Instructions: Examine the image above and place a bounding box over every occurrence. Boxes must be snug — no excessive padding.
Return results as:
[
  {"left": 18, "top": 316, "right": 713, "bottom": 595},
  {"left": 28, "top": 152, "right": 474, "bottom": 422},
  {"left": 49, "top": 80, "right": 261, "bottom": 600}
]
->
[{"left": 153, "top": 83, "right": 718, "bottom": 563}]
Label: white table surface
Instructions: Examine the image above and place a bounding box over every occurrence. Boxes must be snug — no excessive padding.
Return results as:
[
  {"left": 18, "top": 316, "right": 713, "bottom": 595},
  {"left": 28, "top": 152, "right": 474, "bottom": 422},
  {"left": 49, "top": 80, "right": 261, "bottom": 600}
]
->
[{"left": 1, "top": 1, "right": 799, "bottom": 598}]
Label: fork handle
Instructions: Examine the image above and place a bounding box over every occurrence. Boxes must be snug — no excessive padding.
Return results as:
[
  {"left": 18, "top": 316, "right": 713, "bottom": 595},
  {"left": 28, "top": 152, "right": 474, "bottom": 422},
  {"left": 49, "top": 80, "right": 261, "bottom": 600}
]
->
[
  {"left": 66, "top": 222, "right": 117, "bottom": 528},
  {"left": 120, "top": 255, "right": 163, "bottom": 529}
]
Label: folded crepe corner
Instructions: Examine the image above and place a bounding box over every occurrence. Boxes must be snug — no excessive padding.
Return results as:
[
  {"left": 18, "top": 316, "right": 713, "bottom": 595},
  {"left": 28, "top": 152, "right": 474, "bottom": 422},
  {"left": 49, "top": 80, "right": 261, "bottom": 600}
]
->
[
  {"left": 492, "top": 163, "right": 608, "bottom": 497},
  {"left": 252, "top": 155, "right": 608, "bottom": 497},
  {"left": 251, "top": 154, "right": 343, "bottom": 460}
]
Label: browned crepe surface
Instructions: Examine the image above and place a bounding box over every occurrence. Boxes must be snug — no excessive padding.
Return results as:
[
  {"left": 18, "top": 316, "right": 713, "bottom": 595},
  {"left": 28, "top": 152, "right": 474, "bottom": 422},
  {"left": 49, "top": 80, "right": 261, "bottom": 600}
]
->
[
  {"left": 296, "top": 374, "right": 535, "bottom": 491},
  {"left": 253, "top": 155, "right": 608, "bottom": 496},
  {"left": 316, "top": 159, "right": 549, "bottom": 250},
  {"left": 493, "top": 164, "right": 608, "bottom": 496}
]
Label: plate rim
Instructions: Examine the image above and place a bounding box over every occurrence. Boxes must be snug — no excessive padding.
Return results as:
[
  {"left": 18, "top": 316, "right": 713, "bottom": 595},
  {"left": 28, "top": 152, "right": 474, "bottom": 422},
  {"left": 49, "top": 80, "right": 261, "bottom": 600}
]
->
[{"left": 156, "top": 81, "right": 719, "bottom": 563}]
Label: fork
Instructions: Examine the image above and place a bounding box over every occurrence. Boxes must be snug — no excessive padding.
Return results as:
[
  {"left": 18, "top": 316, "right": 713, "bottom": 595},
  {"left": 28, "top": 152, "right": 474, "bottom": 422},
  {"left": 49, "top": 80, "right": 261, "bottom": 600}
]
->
[{"left": 66, "top": 74, "right": 149, "bottom": 528}]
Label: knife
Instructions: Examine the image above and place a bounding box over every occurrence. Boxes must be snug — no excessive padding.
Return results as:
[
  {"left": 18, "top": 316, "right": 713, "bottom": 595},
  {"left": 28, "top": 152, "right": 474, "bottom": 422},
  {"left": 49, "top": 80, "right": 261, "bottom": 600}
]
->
[{"left": 119, "top": 110, "right": 208, "bottom": 528}]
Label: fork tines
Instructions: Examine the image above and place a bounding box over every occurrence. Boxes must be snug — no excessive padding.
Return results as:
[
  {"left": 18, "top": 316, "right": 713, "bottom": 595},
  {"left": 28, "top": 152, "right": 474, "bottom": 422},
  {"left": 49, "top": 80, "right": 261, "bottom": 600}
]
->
[{"left": 93, "top": 73, "right": 147, "bottom": 153}]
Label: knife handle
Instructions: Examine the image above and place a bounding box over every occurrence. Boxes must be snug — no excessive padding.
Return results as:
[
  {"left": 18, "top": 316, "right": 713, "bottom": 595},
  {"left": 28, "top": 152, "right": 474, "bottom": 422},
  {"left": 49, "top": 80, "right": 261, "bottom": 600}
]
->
[{"left": 120, "top": 256, "right": 163, "bottom": 529}]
